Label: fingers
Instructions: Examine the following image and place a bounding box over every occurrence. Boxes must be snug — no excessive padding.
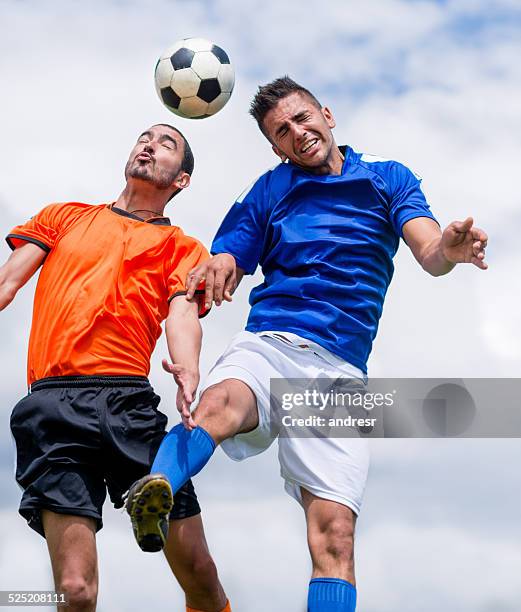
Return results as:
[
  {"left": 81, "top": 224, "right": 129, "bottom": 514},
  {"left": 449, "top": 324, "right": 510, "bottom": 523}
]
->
[
  {"left": 178, "top": 399, "right": 196, "bottom": 431},
  {"left": 162, "top": 358, "right": 175, "bottom": 374},
  {"left": 223, "top": 273, "right": 237, "bottom": 303},
  {"left": 471, "top": 256, "right": 488, "bottom": 270},
  {"left": 453, "top": 217, "right": 474, "bottom": 233},
  {"left": 204, "top": 268, "right": 216, "bottom": 311},
  {"left": 213, "top": 269, "right": 227, "bottom": 307},
  {"left": 471, "top": 226, "right": 488, "bottom": 245},
  {"left": 176, "top": 386, "right": 196, "bottom": 430},
  {"left": 471, "top": 225, "right": 488, "bottom": 266},
  {"left": 189, "top": 254, "right": 237, "bottom": 308},
  {"left": 162, "top": 359, "right": 184, "bottom": 376},
  {"left": 186, "top": 265, "right": 207, "bottom": 300}
]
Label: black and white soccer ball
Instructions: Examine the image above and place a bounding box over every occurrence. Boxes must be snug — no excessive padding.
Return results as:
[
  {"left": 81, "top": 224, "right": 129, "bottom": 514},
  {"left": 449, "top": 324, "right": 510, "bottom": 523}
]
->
[{"left": 155, "top": 38, "right": 235, "bottom": 119}]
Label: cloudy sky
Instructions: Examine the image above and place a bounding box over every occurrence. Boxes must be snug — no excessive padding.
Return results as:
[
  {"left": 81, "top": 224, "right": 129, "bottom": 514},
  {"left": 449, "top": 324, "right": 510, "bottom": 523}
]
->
[{"left": 1, "top": 0, "right": 520, "bottom": 610}]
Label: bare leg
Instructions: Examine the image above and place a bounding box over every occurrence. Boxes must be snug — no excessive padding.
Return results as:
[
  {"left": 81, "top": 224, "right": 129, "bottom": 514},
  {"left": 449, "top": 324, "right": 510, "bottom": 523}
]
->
[
  {"left": 192, "top": 379, "right": 259, "bottom": 444},
  {"left": 158, "top": 379, "right": 258, "bottom": 611},
  {"left": 163, "top": 514, "right": 227, "bottom": 612},
  {"left": 301, "top": 488, "right": 357, "bottom": 585},
  {"left": 42, "top": 511, "right": 98, "bottom": 612}
]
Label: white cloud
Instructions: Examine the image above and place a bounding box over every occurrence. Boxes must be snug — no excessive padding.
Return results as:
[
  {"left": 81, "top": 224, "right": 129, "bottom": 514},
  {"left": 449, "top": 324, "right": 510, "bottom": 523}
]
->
[
  {"left": 1, "top": 1, "right": 520, "bottom": 609},
  {"left": 357, "top": 521, "right": 521, "bottom": 612}
]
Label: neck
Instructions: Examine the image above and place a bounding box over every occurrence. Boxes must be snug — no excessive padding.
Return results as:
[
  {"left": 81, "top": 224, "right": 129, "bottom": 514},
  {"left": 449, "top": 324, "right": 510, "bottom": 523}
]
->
[
  {"left": 300, "top": 143, "right": 345, "bottom": 176},
  {"left": 115, "top": 181, "right": 169, "bottom": 218}
]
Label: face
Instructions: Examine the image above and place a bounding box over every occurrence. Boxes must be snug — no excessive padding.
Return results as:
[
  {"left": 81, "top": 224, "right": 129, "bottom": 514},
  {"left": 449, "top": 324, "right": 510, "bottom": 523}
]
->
[
  {"left": 124, "top": 125, "right": 190, "bottom": 195},
  {"left": 262, "top": 92, "right": 338, "bottom": 174}
]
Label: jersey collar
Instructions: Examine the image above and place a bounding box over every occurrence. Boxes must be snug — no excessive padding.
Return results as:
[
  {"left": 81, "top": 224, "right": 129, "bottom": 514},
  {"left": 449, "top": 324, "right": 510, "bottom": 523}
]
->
[
  {"left": 287, "top": 144, "right": 353, "bottom": 176},
  {"left": 108, "top": 204, "right": 172, "bottom": 226}
]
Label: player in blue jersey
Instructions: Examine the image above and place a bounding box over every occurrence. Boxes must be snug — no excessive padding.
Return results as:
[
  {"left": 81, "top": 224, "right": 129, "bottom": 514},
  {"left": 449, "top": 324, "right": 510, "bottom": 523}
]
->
[{"left": 127, "top": 77, "right": 488, "bottom": 611}]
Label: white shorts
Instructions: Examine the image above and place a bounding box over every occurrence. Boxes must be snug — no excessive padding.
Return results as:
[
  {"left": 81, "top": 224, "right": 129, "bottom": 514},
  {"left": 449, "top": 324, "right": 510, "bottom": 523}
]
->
[{"left": 200, "top": 331, "right": 370, "bottom": 515}]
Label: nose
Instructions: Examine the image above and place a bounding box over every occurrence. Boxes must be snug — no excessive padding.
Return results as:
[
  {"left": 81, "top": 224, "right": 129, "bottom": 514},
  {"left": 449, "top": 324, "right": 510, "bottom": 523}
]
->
[
  {"left": 143, "top": 142, "right": 155, "bottom": 153},
  {"left": 292, "top": 123, "right": 307, "bottom": 143}
]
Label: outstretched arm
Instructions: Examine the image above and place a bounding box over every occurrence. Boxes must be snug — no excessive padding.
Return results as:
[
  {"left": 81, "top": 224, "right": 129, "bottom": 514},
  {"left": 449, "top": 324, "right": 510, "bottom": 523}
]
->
[
  {"left": 164, "top": 294, "right": 202, "bottom": 430},
  {"left": 403, "top": 217, "right": 488, "bottom": 277},
  {"left": 0, "top": 243, "right": 46, "bottom": 311},
  {"left": 186, "top": 253, "right": 246, "bottom": 309}
]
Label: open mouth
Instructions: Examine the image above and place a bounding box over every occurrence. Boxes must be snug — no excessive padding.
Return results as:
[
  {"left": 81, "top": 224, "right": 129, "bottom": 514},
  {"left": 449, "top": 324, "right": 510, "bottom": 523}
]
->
[{"left": 300, "top": 138, "right": 319, "bottom": 155}]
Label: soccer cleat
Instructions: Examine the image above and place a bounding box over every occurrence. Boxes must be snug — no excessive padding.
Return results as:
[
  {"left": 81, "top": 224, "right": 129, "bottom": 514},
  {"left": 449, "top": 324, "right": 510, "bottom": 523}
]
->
[{"left": 125, "top": 474, "right": 173, "bottom": 552}]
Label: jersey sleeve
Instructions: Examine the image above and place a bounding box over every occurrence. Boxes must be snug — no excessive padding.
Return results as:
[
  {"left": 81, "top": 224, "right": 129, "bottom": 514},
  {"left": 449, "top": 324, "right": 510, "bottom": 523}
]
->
[
  {"left": 6, "top": 203, "right": 78, "bottom": 252},
  {"left": 166, "top": 232, "right": 211, "bottom": 318},
  {"left": 211, "top": 173, "right": 269, "bottom": 275},
  {"left": 386, "top": 162, "right": 438, "bottom": 238}
]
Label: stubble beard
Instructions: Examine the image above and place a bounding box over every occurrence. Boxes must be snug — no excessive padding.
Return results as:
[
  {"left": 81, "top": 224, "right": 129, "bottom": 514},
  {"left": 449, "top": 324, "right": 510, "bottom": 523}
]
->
[{"left": 126, "top": 159, "right": 179, "bottom": 190}]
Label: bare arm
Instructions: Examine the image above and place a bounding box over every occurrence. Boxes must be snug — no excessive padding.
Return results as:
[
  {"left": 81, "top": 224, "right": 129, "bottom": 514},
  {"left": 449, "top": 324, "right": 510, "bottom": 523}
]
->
[
  {"left": 403, "top": 217, "right": 488, "bottom": 277},
  {"left": 186, "top": 253, "right": 245, "bottom": 308},
  {"left": 163, "top": 294, "right": 202, "bottom": 430},
  {"left": 0, "top": 243, "right": 46, "bottom": 310}
]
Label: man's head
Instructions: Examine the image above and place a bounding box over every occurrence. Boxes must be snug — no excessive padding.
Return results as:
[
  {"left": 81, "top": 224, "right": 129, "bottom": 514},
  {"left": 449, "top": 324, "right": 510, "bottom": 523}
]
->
[
  {"left": 125, "top": 124, "right": 194, "bottom": 201},
  {"left": 249, "top": 76, "right": 339, "bottom": 174}
]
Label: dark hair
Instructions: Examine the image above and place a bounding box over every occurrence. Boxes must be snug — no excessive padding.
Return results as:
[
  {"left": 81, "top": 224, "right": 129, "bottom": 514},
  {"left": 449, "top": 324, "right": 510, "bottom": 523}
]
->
[
  {"left": 249, "top": 76, "right": 322, "bottom": 134},
  {"left": 153, "top": 123, "right": 194, "bottom": 200},
  {"left": 154, "top": 123, "right": 194, "bottom": 175}
]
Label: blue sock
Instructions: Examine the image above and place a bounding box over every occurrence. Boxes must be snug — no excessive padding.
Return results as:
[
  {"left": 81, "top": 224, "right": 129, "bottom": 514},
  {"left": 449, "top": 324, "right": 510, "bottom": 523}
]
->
[
  {"left": 308, "top": 578, "right": 357, "bottom": 611},
  {"left": 151, "top": 424, "right": 215, "bottom": 494}
]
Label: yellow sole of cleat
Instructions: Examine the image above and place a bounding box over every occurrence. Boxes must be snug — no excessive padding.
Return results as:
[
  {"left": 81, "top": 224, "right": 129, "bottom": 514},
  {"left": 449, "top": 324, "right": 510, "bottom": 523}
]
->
[{"left": 128, "top": 476, "right": 173, "bottom": 551}]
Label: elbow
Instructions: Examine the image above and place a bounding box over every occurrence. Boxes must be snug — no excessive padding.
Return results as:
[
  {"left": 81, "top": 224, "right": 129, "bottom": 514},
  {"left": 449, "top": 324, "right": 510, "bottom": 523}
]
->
[{"left": 422, "top": 264, "right": 443, "bottom": 277}]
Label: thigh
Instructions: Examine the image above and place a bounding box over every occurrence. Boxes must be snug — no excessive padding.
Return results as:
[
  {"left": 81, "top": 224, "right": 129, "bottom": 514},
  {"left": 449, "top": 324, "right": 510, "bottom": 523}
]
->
[
  {"left": 11, "top": 389, "right": 106, "bottom": 536},
  {"left": 302, "top": 488, "right": 357, "bottom": 532},
  {"left": 279, "top": 436, "right": 370, "bottom": 515},
  {"left": 102, "top": 385, "right": 168, "bottom": 507},
  {"left": 198, "top": 332, "right": 290, "bottom": 459},
  {"left": 42, "top": 510, "right": 98, "bottom": 588},
  {"left": 10, "top": 388, "right": 101, "bottom": 486}
]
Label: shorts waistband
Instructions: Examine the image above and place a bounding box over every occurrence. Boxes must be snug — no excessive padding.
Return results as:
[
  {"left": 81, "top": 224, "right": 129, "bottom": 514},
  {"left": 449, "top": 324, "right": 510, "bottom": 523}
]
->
[{"left": 30, "top": 375, "right": 150, "bottom": 392}]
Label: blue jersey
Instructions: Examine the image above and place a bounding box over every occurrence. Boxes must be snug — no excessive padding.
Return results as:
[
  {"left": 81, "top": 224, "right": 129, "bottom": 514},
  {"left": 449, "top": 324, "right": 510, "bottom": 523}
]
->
[{"left": 211, "top": 145, "right": 437, "bottom": 373}]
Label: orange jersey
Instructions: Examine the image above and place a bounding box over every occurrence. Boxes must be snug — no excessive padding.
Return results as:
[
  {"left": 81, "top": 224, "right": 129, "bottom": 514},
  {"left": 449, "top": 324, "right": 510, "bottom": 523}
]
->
[{"left": 7, "top": 202, "right": 209, "bottom": 385}]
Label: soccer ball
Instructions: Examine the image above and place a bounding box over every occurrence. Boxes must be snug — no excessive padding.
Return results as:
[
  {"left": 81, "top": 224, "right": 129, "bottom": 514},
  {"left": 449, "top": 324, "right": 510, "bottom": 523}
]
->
[{"left": 155, "top": 38, "right": 235, "bottom": 119}]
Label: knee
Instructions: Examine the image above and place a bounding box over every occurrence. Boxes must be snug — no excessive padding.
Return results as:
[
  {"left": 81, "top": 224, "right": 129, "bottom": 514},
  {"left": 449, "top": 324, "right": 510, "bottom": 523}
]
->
[
  {"left": 309, "top": 517, "right": 355, "bottom": 563},
  {"left": 197, "top": 385, "right": 230, "bottom": 419},
  {"left": 191, "top": 553, "right": 219, "bottom": 588},
  {"left": 194, "top": 385, "right": 240, "bottom": 440},
  {"left": 58, "top": 576, "right": 97, "bottom": 610}
]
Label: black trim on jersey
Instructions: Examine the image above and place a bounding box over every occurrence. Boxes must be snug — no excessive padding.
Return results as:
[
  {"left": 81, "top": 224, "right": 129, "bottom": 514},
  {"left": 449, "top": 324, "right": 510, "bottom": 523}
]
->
[
  {"left": 109, "top": 205, "right": 171, "bottom": 226},
  {"left": 5, "top": 234, "right": 51, "bottom": 253},
  {"left": 30, "top": 375, "right": 150, "bottom": 392},
  {"left": 167, "top": 289, "right": 210, "bottom": 319},
  {"left": 167, "top": 289, "right": 205, "bottom": 303}
]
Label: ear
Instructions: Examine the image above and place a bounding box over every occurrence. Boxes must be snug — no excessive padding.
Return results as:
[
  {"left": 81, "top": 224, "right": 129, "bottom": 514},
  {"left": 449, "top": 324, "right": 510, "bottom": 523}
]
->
[
  {"left": 321, "top": 106, "right": 336, "bottom": 129},
  {"left": 272, "top": 144, "right": 287, "bottom": 163},
  {"left": 172, "top": 171, "right": 191, "bottom": 192}
]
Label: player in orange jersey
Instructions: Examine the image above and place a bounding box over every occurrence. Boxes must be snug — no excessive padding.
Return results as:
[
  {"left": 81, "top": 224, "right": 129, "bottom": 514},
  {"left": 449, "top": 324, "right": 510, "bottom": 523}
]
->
[{"left": 0, "top": 124, "right": 230, "bottom": 612}]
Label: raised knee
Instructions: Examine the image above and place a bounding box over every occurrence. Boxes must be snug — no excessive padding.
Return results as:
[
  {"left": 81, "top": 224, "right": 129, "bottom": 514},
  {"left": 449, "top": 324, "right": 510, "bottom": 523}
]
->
[
  {"left": 194, "top": 385, "right": 242, "bottom": 441},
  {"left": 197, "top": 385, "right": 230, "bottom": 419},
  {"left": 310, "top": 518, "right": 355, "bottom": 562},
  {"left": 59, "top": 577, "right": 97, "bottom": 610}
]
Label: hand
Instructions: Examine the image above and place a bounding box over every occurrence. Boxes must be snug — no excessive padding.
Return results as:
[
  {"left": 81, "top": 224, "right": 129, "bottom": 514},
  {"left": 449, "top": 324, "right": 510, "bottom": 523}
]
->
[
  {"left": 186, "top": 253, "right": 237, "bottom": 309},
  {"left": 440, "top": 217, "right": 488, "bottom": 270},
  {"left": 162, "top": 359, "right": 199, "bottom": 430}
]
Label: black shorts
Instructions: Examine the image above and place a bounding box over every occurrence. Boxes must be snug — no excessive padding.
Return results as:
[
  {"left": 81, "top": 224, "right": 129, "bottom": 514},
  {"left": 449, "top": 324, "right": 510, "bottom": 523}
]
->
[{"left": 10, "top": 375, "right": 200, "bottom": 537}]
